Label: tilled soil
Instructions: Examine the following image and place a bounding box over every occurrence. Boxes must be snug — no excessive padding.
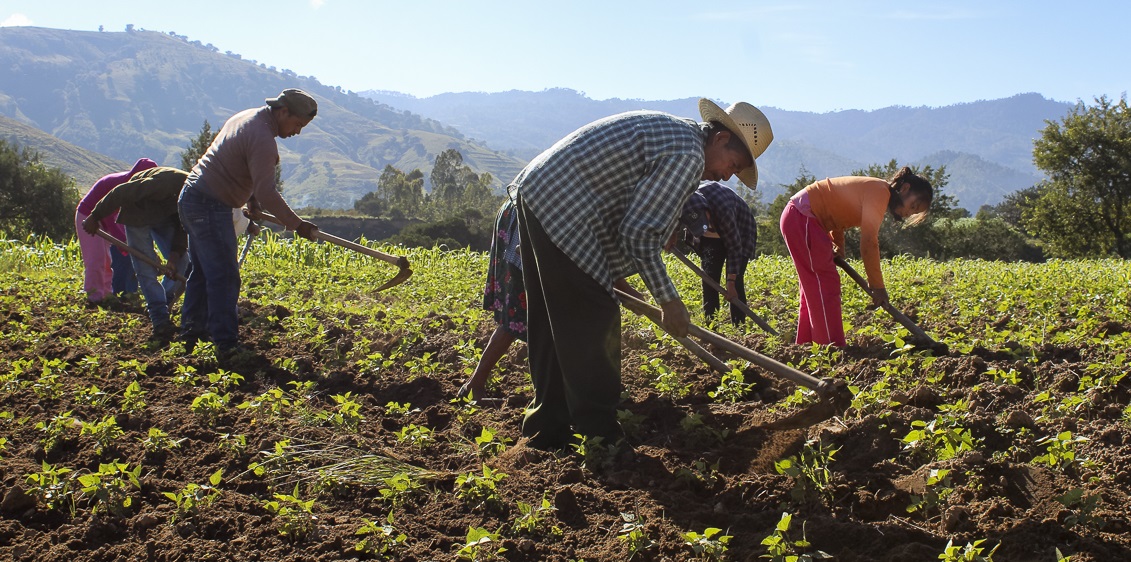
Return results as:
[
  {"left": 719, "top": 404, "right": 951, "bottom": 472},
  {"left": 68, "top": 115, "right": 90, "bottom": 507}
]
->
[{"left": 1, "top": 285, "right": 1129, "bottom": 562}]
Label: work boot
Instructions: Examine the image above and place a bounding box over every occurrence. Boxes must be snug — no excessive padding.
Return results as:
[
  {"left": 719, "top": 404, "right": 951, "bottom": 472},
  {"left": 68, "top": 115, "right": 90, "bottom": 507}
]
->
[{"left": 151, "top": 322, "right": 177, "bottom": 342}]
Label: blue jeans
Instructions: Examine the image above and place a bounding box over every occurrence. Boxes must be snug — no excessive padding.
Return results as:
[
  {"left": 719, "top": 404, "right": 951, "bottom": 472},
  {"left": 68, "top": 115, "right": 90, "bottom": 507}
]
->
[
  {"left": 125, "top": 221, "right": 190, "bottom": 328},
  {"left": 110, "top": 247, "right": 138, "bottom": 294},
  {"left": 178, "top": 182, "right": 240, "bottom": 350}
]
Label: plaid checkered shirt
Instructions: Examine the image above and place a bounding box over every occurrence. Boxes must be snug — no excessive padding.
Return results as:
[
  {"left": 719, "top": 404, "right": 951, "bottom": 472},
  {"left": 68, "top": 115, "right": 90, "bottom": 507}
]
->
[
  {"left": 511, "top": 111, "right": 707, "bottom": 303},
  {"left": 685, "top": 181, "right": 759, "bottom": 277}
]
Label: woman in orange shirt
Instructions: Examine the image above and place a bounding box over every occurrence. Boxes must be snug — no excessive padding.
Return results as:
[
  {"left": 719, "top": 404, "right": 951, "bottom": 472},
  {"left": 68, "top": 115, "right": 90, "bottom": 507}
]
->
[{"left": 779, "top": 167, "right": 932, "bottom": 346}]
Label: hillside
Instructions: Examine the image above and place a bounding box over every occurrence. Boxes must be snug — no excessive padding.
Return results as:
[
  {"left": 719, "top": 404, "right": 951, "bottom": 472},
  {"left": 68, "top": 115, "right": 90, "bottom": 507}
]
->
[
  {"left": 363, "top": 89, "right": 1070, "bottom": 210},
  {"left": 0, "top": 27, "right": 526, "bottom": 209},
  {"left": 0, "top": 114, "right": 127, "bottom": 189}
]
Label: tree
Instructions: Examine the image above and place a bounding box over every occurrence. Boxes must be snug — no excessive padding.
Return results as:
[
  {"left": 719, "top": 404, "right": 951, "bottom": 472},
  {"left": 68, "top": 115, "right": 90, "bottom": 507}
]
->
[
  {"left": 1026, "top": 95, "right": 1131, "bottom": 258},
  {"left": 180, "top": 120, "right": 217, "bottom": 171},
  {"left": 0, "top": 140, "right": 79, "bottom": 240}
]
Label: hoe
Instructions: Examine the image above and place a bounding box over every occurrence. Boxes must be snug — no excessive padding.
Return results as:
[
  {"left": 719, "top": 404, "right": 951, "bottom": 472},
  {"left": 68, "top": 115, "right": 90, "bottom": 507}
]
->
[
  {"left": 258, "top": 212, "right": 412, "bottom": 292},
  {"left": 615, "top": 289, "right": 852, "bottom": 429},
  {"left": 834, "top": 256, "right": 948, "bottom": 355},
  {"left": 669, "top": 247, "right": 778, "bottom": 335}
]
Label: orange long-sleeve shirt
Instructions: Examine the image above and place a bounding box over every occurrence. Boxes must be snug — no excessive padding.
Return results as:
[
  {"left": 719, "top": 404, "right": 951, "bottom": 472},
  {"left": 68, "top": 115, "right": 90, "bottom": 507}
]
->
[{"left": 804, "top": 176, "right": 891, "bottom": 289}]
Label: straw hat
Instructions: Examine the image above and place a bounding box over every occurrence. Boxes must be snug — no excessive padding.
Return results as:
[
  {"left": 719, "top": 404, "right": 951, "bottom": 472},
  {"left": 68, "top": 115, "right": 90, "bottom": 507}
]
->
[{"left": 698, "top": 98, "right": 773, "bottom": 188}]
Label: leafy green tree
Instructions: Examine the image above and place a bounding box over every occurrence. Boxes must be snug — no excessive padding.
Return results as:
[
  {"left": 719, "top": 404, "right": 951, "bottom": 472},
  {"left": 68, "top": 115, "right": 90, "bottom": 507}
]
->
[
  {"left": 1026, "top": 95, "right": 1131, "bottom": 258},
  {"left": 0, "top": 139, "right": 79, "bottom": 240},
  {"left": 180, "top": 120, "right": 217, "bottom": 171}
]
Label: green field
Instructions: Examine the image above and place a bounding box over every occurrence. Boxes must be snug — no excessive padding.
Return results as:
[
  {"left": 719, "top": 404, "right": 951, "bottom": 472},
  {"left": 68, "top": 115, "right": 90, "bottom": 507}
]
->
[{"left": 1, "top": 234, "right": 1129, "bottom": 561}]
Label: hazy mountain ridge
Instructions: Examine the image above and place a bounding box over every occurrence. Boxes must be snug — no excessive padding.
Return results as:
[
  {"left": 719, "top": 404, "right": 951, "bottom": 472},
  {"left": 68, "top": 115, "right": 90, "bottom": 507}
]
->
[
  {"left": 362, "top": 89, "right": 1065, "bottom": 209},
  {"left": 0, "top": 113, "right": 127, "bottom": 189},
  {"left": 0, "top": 26, "right": 1068, "bottom": 211},
  {"left": 0, "top": 26, "right": 526, "bottom": 208}
]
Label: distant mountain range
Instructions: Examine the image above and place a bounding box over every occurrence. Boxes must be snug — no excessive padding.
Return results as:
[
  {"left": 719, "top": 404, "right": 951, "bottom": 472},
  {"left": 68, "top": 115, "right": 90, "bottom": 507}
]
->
[
  {"left": 0, "top": 26, "right": 525, "bottom": 208},
  {"left": 362, "top": 88, "right": 1073, "bottom": 211},
  {"left": 0, "top": 26, "right": 1072, "bottom": 213}
]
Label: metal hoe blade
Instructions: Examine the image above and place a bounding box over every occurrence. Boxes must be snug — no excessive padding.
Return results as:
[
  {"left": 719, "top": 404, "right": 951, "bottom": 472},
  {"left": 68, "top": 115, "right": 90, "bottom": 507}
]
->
[{"left": 258, "top": 212, "right": 412, "bottom": 292}]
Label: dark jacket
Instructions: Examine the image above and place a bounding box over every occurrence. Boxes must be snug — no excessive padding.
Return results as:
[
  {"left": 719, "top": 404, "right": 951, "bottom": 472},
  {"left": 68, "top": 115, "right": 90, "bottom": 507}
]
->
[{"left": 89, "top": 167, "right": 190, "bottom": 254}]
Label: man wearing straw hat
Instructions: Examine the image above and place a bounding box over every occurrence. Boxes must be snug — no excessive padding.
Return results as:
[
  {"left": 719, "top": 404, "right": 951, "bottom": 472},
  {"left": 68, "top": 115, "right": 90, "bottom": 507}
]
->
[
  {"left": 178, "top": 88, "right": 320, "bottom": 361},
  {"left": 510, "top": 99, "right": 773, "bottom": 451}
]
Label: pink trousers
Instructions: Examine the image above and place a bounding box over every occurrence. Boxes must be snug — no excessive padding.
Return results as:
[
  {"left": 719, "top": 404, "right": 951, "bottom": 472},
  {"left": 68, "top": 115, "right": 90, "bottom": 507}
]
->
[
  {"left": 75, "top": 210, "right": 113, "bottom": 302},
  {"left": 780, "top": 202, "right": 846, "bottom": 346}
]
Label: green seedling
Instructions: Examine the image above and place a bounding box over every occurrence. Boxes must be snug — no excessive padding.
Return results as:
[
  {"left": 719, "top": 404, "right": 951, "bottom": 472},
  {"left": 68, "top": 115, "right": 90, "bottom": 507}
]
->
[
  {"left": 76, "top": 460, "right": 142, "bottom": 517},
  {"left": 683, "top": 527, "right": 733, "bottom": 561},
  {"left": 455, "top": 465, "right": 508, "bottom": 511},
  {"left": 139, "top": 427, "right": 184, "bottom": 453},
  {"left": 618, "top": 511, "right": 654, "bottom": 560},
  {"left": 262, "top": 484, "right": 317, "bottom": 541},
  {"left": 25, "top": 461, "right": 74, "bottom": 514},
  {"left": 474, "top": 426, "right": 512, "bottom": 458},
  {"left": 163, "top": 469, "right": 223, "bottom": 523},
  {"left": 512, "top": 492, "right": 560, "bottom": 537},
  {"left": 937, "top": 539, "right": 999, "bottom": 561},
  {"left": 354, "top": 512, "right": 408, "bottom": 557},
  {"left": 774, "top": 440, "right": 839, "bottom": 505},
  {"left": 455, "top": 526, "right": 506, "bottom": 561},
  {"left": 760, "top": 512, "right": 832, "bottom": 562}
]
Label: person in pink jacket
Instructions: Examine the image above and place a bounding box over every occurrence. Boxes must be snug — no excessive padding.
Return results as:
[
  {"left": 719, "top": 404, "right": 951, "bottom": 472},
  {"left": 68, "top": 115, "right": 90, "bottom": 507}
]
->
[
  {"left": 75, "top": 158, "right": 158, "bottom": 303},
  {"left": 779, "top": 167, "right": 932, "bottom": 347}
]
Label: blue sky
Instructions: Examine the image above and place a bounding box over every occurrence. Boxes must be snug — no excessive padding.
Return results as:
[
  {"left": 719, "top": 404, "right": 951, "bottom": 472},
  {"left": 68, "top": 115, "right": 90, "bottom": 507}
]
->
[{"left": 2, "top": 0, "right": 1128, "bottom": 112}]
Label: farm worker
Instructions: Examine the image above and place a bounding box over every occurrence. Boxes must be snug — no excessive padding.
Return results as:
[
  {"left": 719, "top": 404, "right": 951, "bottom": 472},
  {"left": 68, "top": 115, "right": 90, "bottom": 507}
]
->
[
  {"left": 679, "top": 180, "right": 759, "bottom": 326},
  {"left": 82, "top": 167, "right": 191, "bottom": 341},
  {"left": 457, "top": 199, "right": 527, "bottom": 401},
  {"left": 456, "top": 199, "right": 645, "bottom": 402},
  {"left": 75, "top": 158, "right": 158, "bottom": 303},
  {"left": 780, "top": 167, "right": 933, "bottom": 347},
  {"left": 178, "top": 88, "right": 319, "bottom": 360},
  {"left": 509, "top": 99, "right": 773, "bottom": 450}
]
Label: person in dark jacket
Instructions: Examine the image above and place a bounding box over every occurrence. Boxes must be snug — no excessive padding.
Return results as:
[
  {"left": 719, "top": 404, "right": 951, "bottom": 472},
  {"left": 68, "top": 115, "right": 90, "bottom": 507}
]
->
[{"left": 84, "top": 167, "right": 191, "bottom": 339}]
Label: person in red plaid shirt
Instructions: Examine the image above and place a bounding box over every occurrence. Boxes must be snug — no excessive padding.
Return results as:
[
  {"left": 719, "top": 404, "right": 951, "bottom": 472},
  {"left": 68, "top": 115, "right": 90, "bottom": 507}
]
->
[{"left": 681, "top": 180, "right": 759, "bottom": 326}]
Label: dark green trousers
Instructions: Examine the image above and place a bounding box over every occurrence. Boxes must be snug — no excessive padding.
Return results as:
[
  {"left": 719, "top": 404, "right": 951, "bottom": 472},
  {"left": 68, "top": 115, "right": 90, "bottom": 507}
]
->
[{"left": 516, "top": 198, "right": 624, "bottom": 449}]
